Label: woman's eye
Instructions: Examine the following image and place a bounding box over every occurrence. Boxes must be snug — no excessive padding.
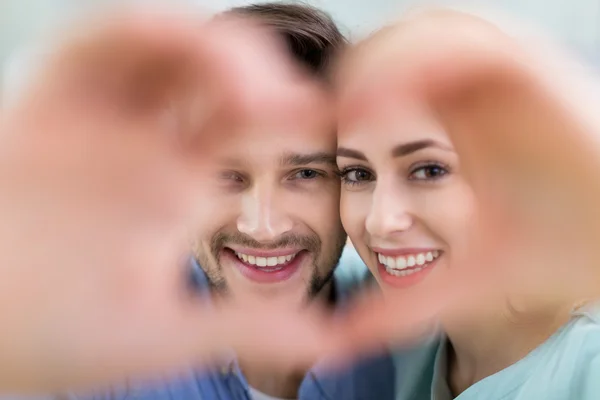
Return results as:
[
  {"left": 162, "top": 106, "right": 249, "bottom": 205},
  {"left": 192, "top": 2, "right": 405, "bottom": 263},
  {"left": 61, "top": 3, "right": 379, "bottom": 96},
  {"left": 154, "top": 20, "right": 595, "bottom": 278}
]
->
[
  {"left": 293, "top": 169, "right": 322, "bottom": 180},
  {"left": 341, "top": 168, "right": 374, "bottom": 186},
  {"left": 409, "top": 164, "right": 449, "bottom": 181}
]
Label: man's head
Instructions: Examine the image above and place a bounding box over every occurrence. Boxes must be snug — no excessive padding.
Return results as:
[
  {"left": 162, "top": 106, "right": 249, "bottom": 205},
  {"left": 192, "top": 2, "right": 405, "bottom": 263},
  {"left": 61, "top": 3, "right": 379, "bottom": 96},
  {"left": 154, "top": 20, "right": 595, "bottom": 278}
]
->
[
  {"left": 192, "top": 3, "right": 347, "bottom": 305},
  {"left": 227, "top": 3, "right": 343, "bottom": 82}
]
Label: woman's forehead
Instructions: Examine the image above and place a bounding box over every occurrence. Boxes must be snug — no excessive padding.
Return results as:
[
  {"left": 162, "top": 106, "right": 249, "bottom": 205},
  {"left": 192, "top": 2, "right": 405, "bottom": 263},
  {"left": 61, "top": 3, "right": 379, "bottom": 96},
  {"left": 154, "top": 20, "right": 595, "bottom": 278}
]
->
[
  {"left": 338, "top": 103, "right": 452, "bottom": 148},
  {"left": 339, "top": 90, "right": 431, "bottom": 128}
]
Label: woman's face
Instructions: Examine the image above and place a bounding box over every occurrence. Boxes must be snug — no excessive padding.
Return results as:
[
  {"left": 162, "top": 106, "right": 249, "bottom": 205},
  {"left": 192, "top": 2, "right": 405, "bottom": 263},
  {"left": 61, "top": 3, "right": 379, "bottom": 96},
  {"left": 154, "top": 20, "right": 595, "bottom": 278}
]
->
[{"left": 337, "top": 97, "right": 476, "bottom": 295}]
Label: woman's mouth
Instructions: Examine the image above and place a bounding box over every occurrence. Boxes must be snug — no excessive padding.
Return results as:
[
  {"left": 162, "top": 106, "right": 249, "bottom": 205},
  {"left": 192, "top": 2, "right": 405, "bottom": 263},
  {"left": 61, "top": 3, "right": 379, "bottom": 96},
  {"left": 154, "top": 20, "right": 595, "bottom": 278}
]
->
[
  {"left": 375, "top": 249, "right": 442, "bottom": 288},
  {"left": 378, "top": 250, "right": 440, "bottom": 276}
]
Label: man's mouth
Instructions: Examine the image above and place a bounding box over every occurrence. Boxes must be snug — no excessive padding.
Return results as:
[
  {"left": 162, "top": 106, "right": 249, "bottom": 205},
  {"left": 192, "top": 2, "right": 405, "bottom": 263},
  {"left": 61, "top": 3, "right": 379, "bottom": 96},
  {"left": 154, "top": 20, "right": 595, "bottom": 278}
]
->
[
  {"left": 232, "top": 250, "right": 298, "bottom": 272},
  {"left": 222, "top": 247, "right": 306, "bottom": 283}
]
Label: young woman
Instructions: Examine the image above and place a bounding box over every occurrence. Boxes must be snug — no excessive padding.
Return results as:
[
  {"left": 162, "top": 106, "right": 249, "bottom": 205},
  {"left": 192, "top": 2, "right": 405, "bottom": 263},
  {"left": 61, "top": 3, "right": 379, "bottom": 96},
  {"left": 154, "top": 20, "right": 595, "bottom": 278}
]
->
[{"left": 335, "top": 9, "right": 600, "bottom": 400}]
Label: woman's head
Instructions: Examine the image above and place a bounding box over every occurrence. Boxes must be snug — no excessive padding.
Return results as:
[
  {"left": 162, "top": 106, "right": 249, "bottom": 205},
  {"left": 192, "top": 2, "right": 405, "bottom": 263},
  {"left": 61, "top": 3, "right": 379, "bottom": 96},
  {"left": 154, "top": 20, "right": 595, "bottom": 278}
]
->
[
  {"left": 335, "top": 12, "right": 479, "bottom": 297},
  {"left": 336, "top": 94, "right": 476, "bottom": 297},
  {"left": 335, "top": 9, "right": 593, "bottom": 322}
]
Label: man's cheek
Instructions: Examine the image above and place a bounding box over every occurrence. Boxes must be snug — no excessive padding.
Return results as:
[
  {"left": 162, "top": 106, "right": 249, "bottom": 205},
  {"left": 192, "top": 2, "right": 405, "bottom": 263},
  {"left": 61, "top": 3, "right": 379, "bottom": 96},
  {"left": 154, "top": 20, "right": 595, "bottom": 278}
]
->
[{"left": 194, "top": 201, "right": 235, "bottom": 228}]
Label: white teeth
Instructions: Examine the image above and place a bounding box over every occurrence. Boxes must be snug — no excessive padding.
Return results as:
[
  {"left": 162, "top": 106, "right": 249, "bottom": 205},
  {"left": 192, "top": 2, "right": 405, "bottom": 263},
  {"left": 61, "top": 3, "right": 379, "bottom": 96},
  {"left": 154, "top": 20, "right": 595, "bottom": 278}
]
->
[
  {"left": 377, "top": 250, "right": 441, "bottom": 274},
  {"left": 385, "top": 266, "right": 423, "bottom": 277},
  {"left": 385, "top": 265, "right": 424, "bottom": 277},
  {"left": 396, "top": 257, "right": 407, "bottom": 269},
  {"left": 234, "top": 251, "right": 297, "bottom": 267},
  {"left": 386, "top": 256, "right": 396, "bottom": 268}
]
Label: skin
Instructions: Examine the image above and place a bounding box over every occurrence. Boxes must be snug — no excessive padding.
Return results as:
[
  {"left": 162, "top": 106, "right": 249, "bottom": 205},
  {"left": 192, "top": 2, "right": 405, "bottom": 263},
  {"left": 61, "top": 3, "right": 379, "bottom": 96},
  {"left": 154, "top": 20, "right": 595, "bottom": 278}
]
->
[
  {"left": 188, "top": 53, "right": 346, "bottom": 398},
  {"left": 336, "top": 93, "right": 560, "bottom": 396},
  {"left": 190, "top": 117, "right": 346, "bottom": 307},
  {"left": 4, "top": 6, "right": 600, "bottom": 395},
  {"left": 0, "top": 9, "right": 343, "bottom": 392},
  {"left": 337, "top": 100, "right": 475, "bottom": 297},
  {"left": 335, "top": 9, "right": 600, "bottom": 396}
]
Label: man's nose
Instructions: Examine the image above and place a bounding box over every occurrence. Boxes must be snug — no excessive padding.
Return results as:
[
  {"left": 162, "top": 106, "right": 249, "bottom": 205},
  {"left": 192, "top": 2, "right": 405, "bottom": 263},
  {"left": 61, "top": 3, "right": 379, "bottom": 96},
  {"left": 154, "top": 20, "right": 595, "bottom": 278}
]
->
[{"left": 237, "top": 185, "right": 293, "bottom": 242}]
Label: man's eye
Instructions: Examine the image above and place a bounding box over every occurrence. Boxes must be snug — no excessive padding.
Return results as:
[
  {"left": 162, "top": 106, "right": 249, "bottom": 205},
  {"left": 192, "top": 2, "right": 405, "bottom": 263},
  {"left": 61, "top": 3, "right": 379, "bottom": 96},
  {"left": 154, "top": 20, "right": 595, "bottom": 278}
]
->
[
  {"left": 293, "top": 169, "right": 321, "bottom": 180},
  {"left": 220, "top": 171, "right": 245, "bottom": 183}
]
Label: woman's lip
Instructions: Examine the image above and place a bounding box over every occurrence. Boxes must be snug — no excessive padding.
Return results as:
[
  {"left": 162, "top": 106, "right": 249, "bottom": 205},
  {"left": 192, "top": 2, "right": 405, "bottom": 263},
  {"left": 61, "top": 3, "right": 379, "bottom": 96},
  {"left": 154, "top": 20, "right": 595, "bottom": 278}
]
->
[
  {"left": 371, "top": 247, "right": 442, "bottom": 257},
  {"left": 377, "top": 255, "right": 441, "bottom": 289},
  {"left": 225, "top": 247, "right": 303, "bottom": 258}
]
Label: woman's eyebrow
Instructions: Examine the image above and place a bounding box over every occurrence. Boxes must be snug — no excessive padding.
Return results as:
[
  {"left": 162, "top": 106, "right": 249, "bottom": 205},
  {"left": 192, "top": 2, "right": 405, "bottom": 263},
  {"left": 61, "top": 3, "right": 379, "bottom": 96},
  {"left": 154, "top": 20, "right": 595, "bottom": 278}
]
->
[
  {"left": 336, "top": 147, "right": 368, "bottom": 161},
  {"left": 391, "top": 139, "right": 452, "bottom": 158}
]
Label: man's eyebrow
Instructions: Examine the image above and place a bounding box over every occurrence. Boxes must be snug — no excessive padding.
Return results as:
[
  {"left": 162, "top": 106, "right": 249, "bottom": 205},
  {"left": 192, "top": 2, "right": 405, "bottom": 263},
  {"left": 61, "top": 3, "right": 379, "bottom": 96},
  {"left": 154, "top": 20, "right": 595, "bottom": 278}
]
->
[{"left": 280, "top": 152, "right": 338, "bottom": 167}]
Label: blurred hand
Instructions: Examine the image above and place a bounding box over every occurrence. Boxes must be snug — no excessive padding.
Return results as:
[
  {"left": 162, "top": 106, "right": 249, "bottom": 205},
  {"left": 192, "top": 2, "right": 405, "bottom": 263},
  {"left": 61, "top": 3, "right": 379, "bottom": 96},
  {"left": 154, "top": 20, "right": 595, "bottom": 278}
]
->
[
  {"left": 0, "top": 8, "right": 333, "bottom": 392},
  {"left": 334, "top": 9, "right": 600, "bottom": 354}
]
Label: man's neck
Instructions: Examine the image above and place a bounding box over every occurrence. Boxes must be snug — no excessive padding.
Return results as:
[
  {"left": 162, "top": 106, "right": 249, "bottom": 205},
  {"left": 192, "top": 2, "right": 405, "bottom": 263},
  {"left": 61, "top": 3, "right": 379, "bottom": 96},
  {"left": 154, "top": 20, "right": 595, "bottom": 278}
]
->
[
  {"left": 443, "top": 307, "right": 569, "bottom": 396},
  {"left": 242, "top": 367, "right": 304, "bottom": 399},
  {"left": 240, "top": 281, "right": 335, "bottom": 398}
]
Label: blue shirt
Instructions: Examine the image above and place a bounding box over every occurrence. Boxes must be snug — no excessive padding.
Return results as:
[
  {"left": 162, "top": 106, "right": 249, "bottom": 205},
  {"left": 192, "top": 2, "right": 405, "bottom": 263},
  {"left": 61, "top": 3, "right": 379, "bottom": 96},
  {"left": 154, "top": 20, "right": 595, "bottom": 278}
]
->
[{"left": 71, "top": 247, "right": 396, "bottom": 400}]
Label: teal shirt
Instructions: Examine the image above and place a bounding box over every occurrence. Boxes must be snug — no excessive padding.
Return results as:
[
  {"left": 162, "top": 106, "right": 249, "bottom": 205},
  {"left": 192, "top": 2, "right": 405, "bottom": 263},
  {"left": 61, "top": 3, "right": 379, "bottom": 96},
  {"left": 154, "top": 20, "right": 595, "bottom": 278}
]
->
[{"left": 394, "top": 303, "right": 600, "bottom": 399}]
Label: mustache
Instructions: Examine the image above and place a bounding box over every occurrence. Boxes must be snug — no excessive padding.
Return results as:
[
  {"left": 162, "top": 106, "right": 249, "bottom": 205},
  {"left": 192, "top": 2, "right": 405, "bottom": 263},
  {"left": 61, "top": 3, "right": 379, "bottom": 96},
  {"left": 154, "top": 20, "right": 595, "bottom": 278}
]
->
[{"left": 210, "top": 231, "right": 321, "bottom": 255}]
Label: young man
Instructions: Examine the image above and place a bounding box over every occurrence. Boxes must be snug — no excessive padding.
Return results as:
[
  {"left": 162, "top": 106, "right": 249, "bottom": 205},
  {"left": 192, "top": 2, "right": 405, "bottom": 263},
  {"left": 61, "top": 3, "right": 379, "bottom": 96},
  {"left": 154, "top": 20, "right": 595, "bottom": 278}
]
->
[
  {"left": 0, "top": 5, "right": 346, "bottom": 393},
  {"left": 69, "top": 3, "right": 394, "bottom": 400}
]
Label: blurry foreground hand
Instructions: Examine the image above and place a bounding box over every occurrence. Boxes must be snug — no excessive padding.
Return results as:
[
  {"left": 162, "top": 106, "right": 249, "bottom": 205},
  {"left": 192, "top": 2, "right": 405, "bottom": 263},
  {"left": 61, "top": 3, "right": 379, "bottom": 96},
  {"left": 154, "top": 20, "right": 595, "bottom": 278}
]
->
[
  {"left": 0, "top": 8, "right": 333, "bottom": 392},
  {"left": 334, "top": 9, "right": 600, "bottom": 352}
]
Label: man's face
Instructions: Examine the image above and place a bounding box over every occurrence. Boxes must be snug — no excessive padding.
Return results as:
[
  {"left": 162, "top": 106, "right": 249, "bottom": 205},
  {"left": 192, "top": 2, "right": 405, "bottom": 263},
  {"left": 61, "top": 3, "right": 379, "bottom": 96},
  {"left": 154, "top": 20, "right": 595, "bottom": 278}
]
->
[{"left": 192, "top": 106, "right": 346, "bottom": 305}]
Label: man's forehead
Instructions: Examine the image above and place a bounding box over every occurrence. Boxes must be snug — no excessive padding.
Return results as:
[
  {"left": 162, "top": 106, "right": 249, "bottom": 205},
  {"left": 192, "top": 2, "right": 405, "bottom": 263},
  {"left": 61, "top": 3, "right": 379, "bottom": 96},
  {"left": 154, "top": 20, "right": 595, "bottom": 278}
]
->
[
  {"left": 212, "top": 126, "right": 336, "bottom": 159},
  {"left": 217, "top": 149, "right": 337, "bottom": 168},
  {"left": 241, "top": 124, "right": 336, "bottom": 142}
]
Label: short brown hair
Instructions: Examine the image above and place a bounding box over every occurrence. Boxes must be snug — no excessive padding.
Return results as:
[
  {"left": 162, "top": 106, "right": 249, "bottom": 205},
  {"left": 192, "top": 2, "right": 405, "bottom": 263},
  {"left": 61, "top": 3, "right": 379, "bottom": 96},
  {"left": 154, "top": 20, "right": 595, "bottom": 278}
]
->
[{"left": 228, "top": 2, "right": 347, "bottom": 82}]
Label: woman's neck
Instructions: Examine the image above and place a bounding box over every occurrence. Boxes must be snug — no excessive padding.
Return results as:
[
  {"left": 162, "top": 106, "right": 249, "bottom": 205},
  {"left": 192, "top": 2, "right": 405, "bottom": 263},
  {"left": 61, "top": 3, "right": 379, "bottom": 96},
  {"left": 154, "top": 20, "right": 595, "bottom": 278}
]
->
[{"left": 443, "top": 307, "right": 569, "bottom": 396}]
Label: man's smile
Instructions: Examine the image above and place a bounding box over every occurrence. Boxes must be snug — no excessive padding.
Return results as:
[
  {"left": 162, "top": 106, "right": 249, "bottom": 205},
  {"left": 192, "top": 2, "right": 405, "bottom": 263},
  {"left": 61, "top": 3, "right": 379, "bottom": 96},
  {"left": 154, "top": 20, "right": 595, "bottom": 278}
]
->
[{"left": 222, "top": 247, "right": 309, "bottom": 283}]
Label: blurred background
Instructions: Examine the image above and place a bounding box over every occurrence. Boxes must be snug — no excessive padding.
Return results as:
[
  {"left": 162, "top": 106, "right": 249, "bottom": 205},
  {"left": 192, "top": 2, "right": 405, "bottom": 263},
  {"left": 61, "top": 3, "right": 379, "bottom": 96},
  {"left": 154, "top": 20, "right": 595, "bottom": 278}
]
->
[{"left": 1, "top": 0, "right": 599, "bottom": 104}]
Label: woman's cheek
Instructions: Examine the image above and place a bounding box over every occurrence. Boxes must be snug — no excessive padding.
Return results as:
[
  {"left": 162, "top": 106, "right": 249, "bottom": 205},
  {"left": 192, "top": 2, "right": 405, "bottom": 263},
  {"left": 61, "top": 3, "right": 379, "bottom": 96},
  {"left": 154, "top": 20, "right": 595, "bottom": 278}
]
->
[
  {"left": 340, "top": 190, "right": 367, "bottom": 240},
  {"left": 340, "top": 191, "right": 381, "bottom": 278},
  {"left": 434, "top": 182, "right": 478, "bottom": 267}
]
